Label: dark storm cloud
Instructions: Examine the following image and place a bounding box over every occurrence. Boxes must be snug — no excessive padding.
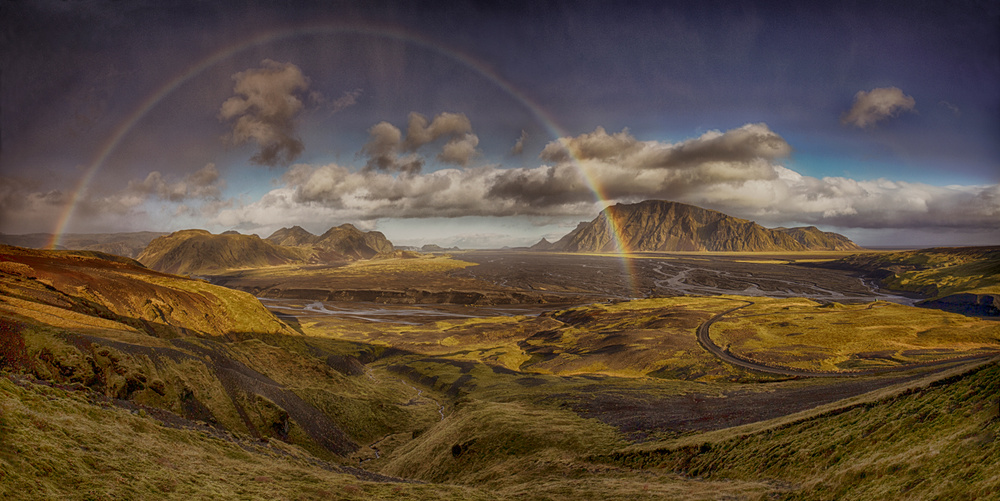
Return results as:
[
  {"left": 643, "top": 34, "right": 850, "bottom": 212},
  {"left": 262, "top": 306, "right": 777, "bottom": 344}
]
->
[
  {"left": 219, "top": 60, "right": 311, "bottom": 167},
  {"left": 486, "top": 165, "right": 594, "bottom": 207}
]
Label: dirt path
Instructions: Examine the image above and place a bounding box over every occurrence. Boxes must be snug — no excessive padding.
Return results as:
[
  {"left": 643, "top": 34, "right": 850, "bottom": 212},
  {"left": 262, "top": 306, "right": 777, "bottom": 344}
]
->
[{"left": 696, "top": 301, "right": 998, "bottom": 377}]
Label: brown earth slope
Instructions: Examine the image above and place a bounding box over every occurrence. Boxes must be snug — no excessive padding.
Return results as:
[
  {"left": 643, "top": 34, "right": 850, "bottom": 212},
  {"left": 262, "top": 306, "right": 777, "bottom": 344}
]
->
[
  {"left": 547, "top": 200, "right": 862, "bottom": 252},
  {"left": 1, "top": 244, "right": 294, "bottom": 339},
  {"left": 138, "top": 229, "right": 309, "bottom": 275}
]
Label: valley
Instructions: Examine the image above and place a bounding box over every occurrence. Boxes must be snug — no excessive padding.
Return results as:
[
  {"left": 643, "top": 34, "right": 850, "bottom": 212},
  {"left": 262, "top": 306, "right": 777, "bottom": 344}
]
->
[{"left": 2, "top": 240, "right": 999, "bottom": 499}]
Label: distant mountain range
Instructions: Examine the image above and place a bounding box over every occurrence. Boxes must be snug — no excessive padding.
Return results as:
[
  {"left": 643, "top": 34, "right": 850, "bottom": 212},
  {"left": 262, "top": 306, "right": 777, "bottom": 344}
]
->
[
  {"left": 137, "top": 225, "right": 394, "bottom": 275},
  {"left": 537, "top": 200, "right": 861, "bottom": 252},
  {"left": 0, "top": 231, "right": 167, "bottom": 258}
]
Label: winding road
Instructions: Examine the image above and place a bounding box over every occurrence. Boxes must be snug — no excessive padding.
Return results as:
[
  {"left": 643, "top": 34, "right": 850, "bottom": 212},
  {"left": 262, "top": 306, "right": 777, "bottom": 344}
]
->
[{"left": 696, "top": 301, "right": 999, "bottom": 378}]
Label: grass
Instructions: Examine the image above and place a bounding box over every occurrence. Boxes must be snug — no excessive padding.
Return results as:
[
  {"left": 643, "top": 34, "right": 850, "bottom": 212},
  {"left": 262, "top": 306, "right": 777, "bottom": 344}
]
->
[
  {"left": 0, "top": 375, "right": 488, "bottom": 500},
  {"left": 712, "top": 299, "right": 1000, "bottom": 371},
  {"left": 831, "top": 247, "right": 1000, "bottom": 298},
  {"left": 6, "top": 244, "right": 1000, "bottom": 499},
  {"left": 601, "top": 360, "right": 1000, "bottom": 500}
]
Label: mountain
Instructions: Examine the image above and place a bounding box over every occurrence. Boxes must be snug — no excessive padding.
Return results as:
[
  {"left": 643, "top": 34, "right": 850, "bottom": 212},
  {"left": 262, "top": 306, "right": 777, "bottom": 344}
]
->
[
  {"left": 314, "top": 224, "right": 394, "bottom": 259},
  {"left": 529, "top": 238, "right": 556, "bottom": 251},
  {"left": 137, "top": 229, "right": 307, "bottom": 275},
  {"left": 265, "top": 225, "right": 317, "bottom": 247},
  {"left": 265, "top": 224, "right": 393, "bottom": 260},
  {"left": 548, "top": 200, "right": 862, "bottom": 252},
  {"left": 0, "top": 231, "right": 167, "bottom": 258}
]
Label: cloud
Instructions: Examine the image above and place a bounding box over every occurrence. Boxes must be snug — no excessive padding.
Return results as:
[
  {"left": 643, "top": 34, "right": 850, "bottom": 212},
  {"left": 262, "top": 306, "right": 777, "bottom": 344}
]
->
[
  {"left": 539, "top": 123, "right": 789, "bottom": 169},
  {"left": 511, "top": 130, "right": 528, "bottom": 155},
  {"left": 219, "top": 60, "right": 310, "bottom": 166},
  {"left": 326, "top": 88, "right": 363, "bottom": 113},
  {"left": 540, "top": 126, "right": 641, "bottom": 163},
  {"left": 360, "top": 121, "right": 423, "bottom": 174},
  {"left": 360, "top": 112, "right": 482, "bottom": 172},
  {"left": 841, "top": 87, "right": 916, "bottom": 128},
  {"left": 938, "top": 100, "right": 961, "bottom": 117},
  {"left": 126, "top": 163, "right": 225, "bottom": 202},
  {"left": 212, "top": 123, "right": 1000, "bottom": 239}
]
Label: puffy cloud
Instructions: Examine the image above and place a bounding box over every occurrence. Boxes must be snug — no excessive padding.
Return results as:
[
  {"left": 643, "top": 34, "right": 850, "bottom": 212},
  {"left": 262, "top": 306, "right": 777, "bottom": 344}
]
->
[
  {"left": 126, "top": 163, "right": 224, "bottom": 202},
  {"left": 438, "top": 133, "right": 479, "bottom": 166},
  {"left": 219, "top": 60, "right": 310, "bottom": 166},
  {"left": 539, "top": 123, "right": 789, "bottom": 170},
  {"left": 511, "top": 130, "right": 528, "bottom": 155},
  {"left": 220, "top": 123, "right": 998, "bottom": 236},
  {"left": 402, "top": 112, "right": 473, "bottom": 151},
  {"left": 360, "top": 112, "right": 481, "bottom": 172},
  {"left": 841, "top": 87, "right": 916, "bottom": 128},
  {"left": 540, "top": 126, "right": 641, "bottom": 163},
  {"left": 326, "top": 89, "right": 362, "bottom": 113}
]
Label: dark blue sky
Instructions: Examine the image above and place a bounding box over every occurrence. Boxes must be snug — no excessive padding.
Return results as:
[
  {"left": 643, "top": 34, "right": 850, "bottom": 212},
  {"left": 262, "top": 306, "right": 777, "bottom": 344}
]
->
[{"left": 2, "top": 0, "right": 998, "bottom": 246}]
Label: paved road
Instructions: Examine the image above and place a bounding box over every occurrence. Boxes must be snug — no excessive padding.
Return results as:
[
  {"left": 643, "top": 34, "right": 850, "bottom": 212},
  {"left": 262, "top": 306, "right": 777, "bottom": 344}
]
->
[{"left": 695, "top": 301, "right": 998, "bottom": 378}]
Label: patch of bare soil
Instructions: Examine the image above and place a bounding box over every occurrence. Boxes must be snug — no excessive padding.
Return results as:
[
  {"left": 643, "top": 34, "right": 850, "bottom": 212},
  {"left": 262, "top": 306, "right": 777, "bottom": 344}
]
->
[{"left": 568, "top": 373, "right": 932, "bottom": 440}]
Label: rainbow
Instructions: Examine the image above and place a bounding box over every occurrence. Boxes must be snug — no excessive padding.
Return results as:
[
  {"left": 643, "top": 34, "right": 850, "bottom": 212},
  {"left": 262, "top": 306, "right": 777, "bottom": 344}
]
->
[{"left": 47, "top": 21, "right": 640, "bottom": 297}]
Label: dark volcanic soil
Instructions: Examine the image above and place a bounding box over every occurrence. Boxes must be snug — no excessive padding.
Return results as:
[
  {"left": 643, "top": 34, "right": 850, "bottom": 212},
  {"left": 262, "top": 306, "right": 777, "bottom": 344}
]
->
[{"left": 568, "top": 371, "right": 940, "bottom": 439}]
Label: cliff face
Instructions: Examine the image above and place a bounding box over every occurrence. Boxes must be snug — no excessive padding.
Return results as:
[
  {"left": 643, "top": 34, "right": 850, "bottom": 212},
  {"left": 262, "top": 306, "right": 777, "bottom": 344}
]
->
[{"left": 549, "top": 200, "right": 863, "bottom": 252}]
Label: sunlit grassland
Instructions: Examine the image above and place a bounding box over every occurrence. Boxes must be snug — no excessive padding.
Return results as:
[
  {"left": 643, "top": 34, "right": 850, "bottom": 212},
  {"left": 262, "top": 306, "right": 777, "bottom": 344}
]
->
[
  {"left": 211, "top": 255, "right": 488, "bottom": 291},
  {"left": 294, "top": 296, "right": 767, "bottom": 380},
  {"left": 838, "top": 247, "right": 1000, "bottom": 298},
  {"left": 373, "top": 395, "right": 775, "bottom": 500},
  {"left": 712, "top": 299, "right": 1000, "bottom": 371},
  {"left": 0, "top": 376, "right": 489, "bottom": 501},
  {"left": 602, "top": 360, "right": 1000, "bottom": 500}
]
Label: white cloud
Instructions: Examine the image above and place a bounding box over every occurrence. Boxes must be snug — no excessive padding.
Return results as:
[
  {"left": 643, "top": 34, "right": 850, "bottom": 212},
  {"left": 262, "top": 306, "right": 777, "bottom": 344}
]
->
[
  {"left": 841, "top": 87, "right": 916, "bottom": 128},
  {"left": 215, "top": 123, "right": 998, "bottom": 237}
]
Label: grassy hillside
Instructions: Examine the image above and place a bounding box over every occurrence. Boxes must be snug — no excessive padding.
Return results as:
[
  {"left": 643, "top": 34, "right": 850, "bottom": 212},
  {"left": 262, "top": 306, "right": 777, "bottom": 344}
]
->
[
  {"left": 824, "top": 246, "right": 1000, "bottom": 298},
  {"left": 4, "top": 244, "right": 999, "bottom": 499},
  {"left": 137, "top": 230, "right": 309, "bottom": 276},
  {"left": 603, "top": 359, "right": 1000, "bottom": 500}
]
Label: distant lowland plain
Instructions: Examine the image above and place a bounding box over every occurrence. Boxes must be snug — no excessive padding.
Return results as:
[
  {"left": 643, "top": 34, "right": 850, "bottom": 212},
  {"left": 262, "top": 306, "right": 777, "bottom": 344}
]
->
[{"left": 2, "top": 199, "right": 999, "bottom": 500}]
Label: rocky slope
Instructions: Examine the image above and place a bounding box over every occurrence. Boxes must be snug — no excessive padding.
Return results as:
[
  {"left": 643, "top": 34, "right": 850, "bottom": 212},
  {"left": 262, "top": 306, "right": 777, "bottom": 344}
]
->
[{"left": 544, "top": 200, "right": 862, "bottom": 252}]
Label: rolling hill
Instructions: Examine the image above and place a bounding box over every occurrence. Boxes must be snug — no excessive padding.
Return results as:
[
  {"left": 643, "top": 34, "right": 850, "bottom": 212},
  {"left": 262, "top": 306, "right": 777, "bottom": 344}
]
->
[
  {"left": 136, "top": 225, "right": 395, "bottom": 276},
  {"left": 816, "top": 246, "right": 1000, "bottom": 316},
  {"left": 266, "top": 224, "right": 394, "bottom": 260},
  {"left": 137, "top": 230, "right": 308, "bottom": 275},
  {"left": 543, "top": 200, "right": 862, "bottom": 252}
]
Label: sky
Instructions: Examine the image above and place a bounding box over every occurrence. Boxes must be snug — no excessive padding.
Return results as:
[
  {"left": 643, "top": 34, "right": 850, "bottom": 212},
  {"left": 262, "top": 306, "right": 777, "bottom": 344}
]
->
[{"left": 1, "top": 0, "right": 998, "bottom": 248}]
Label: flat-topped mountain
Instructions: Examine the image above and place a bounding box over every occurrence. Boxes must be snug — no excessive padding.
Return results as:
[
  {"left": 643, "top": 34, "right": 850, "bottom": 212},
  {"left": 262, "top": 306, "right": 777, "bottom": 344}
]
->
[
  {"left": 544, "top": 200, "right": 862, "bottom": 252},
  {"left": 265, "top": 224, "right": 393, "bottom": 260}
]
